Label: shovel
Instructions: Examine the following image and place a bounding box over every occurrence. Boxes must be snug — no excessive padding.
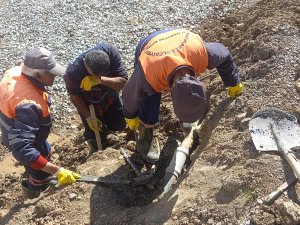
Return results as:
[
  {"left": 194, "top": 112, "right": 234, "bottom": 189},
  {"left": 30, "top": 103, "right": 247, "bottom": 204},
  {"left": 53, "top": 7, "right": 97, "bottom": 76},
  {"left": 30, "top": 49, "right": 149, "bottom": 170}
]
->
[
  {"left": 249, "top": 108, "right": 300, "bottom": 203},
  {"left": 49, "top": 175, "right": 131, "bottom": 185},
  {"left": 89, "top": 104, "right": 102, "bottom": 150},
  {"left": 120, "top": 147, "right": 154, "bottom": 187},
  {"left": 49, "top": 174, "right": 152, "bottom": 186}
]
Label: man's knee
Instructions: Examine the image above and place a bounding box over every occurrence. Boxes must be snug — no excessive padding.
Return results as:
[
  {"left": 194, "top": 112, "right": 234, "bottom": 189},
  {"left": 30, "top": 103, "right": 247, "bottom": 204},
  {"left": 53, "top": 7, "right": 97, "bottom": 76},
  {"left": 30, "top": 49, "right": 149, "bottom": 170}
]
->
[{"left": 106, "top": 118, "right": 126, "bottom": 131}]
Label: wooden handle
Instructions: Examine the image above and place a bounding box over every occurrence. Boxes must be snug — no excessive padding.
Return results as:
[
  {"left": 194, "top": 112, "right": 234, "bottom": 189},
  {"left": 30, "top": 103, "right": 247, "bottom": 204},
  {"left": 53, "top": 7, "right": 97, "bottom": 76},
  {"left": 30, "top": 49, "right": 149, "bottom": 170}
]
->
[
  {"left": 264, "top": 174, "right": 298, "bottom": 205},
  {"left": 272, "top": 126, "right": 300, "bottom": 179},
  {"left": 285, "top": 153, "right": 300, "bottom": 179},
  {"left": 89, "top": 105, "right": 102, "bottom": 151}
]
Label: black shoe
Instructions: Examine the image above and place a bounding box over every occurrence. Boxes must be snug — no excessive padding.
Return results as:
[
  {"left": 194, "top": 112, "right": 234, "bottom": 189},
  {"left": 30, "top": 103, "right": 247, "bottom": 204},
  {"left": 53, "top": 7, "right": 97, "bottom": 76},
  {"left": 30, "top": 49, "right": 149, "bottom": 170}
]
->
[
  {"left": 21, "top": 180, "right": 51, "bottom": 199},
  {"left": 87, "top": 139, "right": 98, "bottom": 155}
]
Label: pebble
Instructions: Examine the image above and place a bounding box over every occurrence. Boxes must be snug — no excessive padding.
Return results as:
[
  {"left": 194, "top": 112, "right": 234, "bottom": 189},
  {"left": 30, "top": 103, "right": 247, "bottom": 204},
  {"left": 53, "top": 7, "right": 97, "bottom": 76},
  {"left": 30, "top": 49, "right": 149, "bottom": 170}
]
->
[
  {"left": 68, "top": 193, "right": 77, "bottom": 200},
  {"left": 256, "top": 199, "right": 263, "bottom": 205}
]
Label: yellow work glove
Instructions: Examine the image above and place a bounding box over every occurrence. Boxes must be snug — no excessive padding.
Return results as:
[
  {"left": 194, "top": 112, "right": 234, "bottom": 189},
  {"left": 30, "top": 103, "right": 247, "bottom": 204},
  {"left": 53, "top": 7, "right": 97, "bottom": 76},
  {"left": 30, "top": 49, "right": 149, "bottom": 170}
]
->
[
  {"left": 80, "top": 76, "right": 101, "bottom": 91},
  {"left": 125, "top": 117, "right": 140, "bottom": 130},
  {"left": 227, "top": 83, "right": 243, "bottom": 97},
  {"left": 56, "top": 168, "right": 81, "bottom": 185},
  {"left": 86, "top": 116, "right": 102, "bottom": 132}
]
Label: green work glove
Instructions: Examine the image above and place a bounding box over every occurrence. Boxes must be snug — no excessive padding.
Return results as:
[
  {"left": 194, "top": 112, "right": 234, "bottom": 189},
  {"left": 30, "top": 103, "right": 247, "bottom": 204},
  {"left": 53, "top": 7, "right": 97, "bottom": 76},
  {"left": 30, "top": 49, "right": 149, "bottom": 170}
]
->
[
  {"left": 227, "top": 83, "right": 243, "bottom": 97},
  {"left": 56, "top": 168, "right": 81, "bottom": 185},
  {"left": 86, "top": 116, "right": 102, "bottom": 132},
  {"left": 125, "top": 117, "right": 140, "bottom": 130}
]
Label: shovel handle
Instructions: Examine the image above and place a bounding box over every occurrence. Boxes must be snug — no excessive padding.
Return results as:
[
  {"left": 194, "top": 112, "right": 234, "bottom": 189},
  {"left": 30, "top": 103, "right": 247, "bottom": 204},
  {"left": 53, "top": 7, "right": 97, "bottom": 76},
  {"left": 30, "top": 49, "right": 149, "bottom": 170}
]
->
[
  {"left": 89, "top": 105, "right": 102, "bottom": 151},
  {"left": 264, "top": 175, "right": 298, "bottom": 205},
  {"left": 120, "top": 147, "right": 142, "bottom": 177},
  {"left": 271, "top": 126, "right": 300, "bottom": 179},
  {"left": 284, "top": 153, "right": 300, "bottom": 179}
]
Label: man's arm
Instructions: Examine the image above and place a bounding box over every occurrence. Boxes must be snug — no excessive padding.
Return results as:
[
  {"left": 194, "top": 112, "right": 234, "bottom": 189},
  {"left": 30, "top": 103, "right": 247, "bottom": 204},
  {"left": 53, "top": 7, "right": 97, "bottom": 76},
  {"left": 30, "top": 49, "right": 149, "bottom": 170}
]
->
[
  {"left": 63, "top": 66, "right": 91, "bottom": 118},
  {"left": 204, "top": 42, "right": 240, "bottom": 86},
  {"left": 11, "top": 103, "right": 80, "bottom": 185},
  {"left": 41, "top": 162, "right": 60, "bottom": 174},
  {"left": 100, "top": 76, "right": 127, "bottom": 91},
  {"left": 69, "top": 94, "right": 90, "bottom": 119},
  {"left": 94, "top": 44, "right": 128, "bottom": 91},
  {"left": 122, "top": 63, "right": 155, "bottom": 118},
  {"left": 9, "top": 104, "right": 58, "bottom": 172},
  {"left": 106, "top": 45, "right": 128, "bottom": 77}
]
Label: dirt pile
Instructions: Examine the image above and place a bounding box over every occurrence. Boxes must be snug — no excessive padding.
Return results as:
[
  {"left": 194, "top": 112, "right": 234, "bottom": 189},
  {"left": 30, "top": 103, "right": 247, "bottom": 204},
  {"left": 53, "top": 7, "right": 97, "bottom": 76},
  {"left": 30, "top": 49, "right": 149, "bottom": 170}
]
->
[{"left": 0, "top": 0, "right": 300, "bottom": 224}]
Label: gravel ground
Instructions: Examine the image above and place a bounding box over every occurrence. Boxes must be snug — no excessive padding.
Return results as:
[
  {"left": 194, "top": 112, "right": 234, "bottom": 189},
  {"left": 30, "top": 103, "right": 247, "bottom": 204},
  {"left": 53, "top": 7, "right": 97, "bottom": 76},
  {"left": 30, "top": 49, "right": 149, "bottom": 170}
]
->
[{"left": 0, "top": 0, "right": 256, "bottom": 119}]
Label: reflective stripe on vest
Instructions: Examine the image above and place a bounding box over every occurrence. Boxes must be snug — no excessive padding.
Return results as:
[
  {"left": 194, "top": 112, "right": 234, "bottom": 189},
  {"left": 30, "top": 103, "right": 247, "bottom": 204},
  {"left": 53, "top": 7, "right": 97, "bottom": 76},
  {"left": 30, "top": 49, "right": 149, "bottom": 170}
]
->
[
  {"left": 0, "top": 66, "right": 50, "bottom": 119},
  {"left": 139, "top": 29, "right": 208, "bottom": 92}
]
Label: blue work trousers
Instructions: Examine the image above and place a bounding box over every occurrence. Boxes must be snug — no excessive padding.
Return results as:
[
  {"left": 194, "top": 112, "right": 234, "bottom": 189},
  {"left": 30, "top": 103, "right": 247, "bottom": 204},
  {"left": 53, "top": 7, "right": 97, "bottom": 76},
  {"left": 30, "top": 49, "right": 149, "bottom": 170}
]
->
[{"left": 138, "top": 93, "right": 162, "bottom": 125}]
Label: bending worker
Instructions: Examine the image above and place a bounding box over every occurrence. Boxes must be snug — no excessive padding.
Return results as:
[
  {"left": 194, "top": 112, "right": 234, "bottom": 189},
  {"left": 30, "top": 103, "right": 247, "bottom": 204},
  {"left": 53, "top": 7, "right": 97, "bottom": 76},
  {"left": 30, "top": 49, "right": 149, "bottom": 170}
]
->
[
  {"left": 122, "top": 28, "right": 243, "bottom": 164},
  {"left": 0, "top": 48, "right": 80, "bottom": 199},
  {"left": 64, "top": 43, "right": 128, "bottom": 153}
]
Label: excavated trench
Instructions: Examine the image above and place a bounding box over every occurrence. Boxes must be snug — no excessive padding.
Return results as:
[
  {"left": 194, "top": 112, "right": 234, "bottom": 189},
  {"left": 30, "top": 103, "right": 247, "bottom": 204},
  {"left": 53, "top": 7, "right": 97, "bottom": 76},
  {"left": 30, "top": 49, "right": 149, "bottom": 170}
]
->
[
  {"left": 93, "top": 101, "right": 184, "bottom": 208},
  {"left": 103, "top": 85, "right": 219, "bottom": 208}
]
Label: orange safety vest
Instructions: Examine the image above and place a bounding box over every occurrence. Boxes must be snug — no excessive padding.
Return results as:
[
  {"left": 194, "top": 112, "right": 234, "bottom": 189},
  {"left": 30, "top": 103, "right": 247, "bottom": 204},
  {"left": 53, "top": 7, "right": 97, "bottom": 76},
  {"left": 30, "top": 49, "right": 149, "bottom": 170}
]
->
[
  {"left": 139, "top": 29, "right": 208, "bottom": 92},
  {"left": 0, "top": 66, "right": 50, "bottom": 119}
]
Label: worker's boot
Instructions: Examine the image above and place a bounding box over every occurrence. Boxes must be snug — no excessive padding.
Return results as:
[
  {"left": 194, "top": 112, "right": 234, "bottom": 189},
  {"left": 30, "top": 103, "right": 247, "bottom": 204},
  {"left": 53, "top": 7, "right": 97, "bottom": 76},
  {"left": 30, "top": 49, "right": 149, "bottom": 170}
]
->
[
  {"left": 100, "top": 128, "right": 110, "bottom": 149},
  {"left": 87, "top": 139, "right": 98, "bottom": 155},
  {"left": 136, "top": 124, "right": 160, "bottom": 164},
  {"left": 21, "top": 180, "right": 41, "bottom": 199}
]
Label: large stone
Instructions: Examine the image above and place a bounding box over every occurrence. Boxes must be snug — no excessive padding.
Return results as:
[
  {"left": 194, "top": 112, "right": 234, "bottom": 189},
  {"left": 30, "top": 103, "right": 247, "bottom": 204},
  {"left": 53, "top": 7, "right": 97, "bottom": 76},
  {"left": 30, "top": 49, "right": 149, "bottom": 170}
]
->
[{"left": 275, "top": 199, "right": 300, "bottom": 225}]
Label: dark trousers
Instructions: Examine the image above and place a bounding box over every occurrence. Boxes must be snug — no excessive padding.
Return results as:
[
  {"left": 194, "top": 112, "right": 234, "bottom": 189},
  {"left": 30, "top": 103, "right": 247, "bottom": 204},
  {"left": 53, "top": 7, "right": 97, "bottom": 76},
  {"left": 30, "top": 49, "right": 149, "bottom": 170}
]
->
[
  {"left": 24, "top": 141, "right": 51, "bottom": 190},
  {"left": 80, "top": 96, "right": 126, "bottom": 140},
  {"left": 138, "top": 93, "right": 161, "bottom": 125}
]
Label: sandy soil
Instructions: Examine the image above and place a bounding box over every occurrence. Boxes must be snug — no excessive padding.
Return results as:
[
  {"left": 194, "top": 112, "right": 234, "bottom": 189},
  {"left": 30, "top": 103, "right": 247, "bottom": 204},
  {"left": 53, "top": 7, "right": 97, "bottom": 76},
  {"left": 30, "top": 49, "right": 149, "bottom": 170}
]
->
[{"left": 0, "top": 0, "right": 300, "bottom": 224}]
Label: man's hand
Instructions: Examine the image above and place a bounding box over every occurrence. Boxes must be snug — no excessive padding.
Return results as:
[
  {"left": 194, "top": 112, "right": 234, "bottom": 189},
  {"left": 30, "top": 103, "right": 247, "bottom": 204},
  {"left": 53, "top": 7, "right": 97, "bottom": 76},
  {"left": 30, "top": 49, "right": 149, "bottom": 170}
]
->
[
  {"left": 228, "top": 83, "right": 243, "bottom": 97},
  {"left": 125, "top": 117, "right": 140, "bottom": 130},
  {"left": 56, "top": 168, "right": 81, "bottom": 185},
  {"left": 86, "top": 116, "right": 102, "bottom": 132},
  {"left": 80, "top": 76, "right": 102, "bottom": 91}
]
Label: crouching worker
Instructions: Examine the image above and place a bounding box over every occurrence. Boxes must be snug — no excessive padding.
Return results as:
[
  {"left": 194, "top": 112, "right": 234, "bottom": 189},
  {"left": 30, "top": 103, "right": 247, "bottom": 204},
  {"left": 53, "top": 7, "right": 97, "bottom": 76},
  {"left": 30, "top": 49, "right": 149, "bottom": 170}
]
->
[
  {"left": 122, "top": 28, "right": 243, "bottom": 164},
  {"left": 0, "top": 48, "right": 80, "bottom": 199},
  {"left": 63, "top": 43, "right": 128, "bottom": 154}
]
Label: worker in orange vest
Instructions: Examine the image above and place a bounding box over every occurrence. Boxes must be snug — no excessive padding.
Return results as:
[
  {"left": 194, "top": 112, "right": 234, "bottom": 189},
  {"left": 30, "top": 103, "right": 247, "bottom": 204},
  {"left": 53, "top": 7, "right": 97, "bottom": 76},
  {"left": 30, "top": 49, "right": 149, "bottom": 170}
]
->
[
  {"left": 0, "top": 48, "right": 80, "bottom": 198},
  {"left": 122, "top": 28, "right": 243, "bottom": 163}
]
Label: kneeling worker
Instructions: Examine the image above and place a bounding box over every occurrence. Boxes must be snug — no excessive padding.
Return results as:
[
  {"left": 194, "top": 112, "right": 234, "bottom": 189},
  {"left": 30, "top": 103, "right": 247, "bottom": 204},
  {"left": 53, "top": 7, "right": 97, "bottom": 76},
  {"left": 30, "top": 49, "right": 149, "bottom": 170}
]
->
[
  {"left": 64, "top": 43, "right": 128, "bottom": 153},
  {"left": 0, "top": 48, "right": 80, "bottom": 198}
]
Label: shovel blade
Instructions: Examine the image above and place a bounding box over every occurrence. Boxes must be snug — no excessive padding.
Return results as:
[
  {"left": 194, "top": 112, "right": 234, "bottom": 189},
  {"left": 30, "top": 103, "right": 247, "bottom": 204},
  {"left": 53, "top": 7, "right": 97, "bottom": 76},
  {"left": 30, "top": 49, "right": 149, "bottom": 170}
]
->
[
  {"left": 249, "top": 108, "right": 300, "bottom": 151},
  {"left": 49, "top": 175, "right": 132, "bottom": 186}
]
